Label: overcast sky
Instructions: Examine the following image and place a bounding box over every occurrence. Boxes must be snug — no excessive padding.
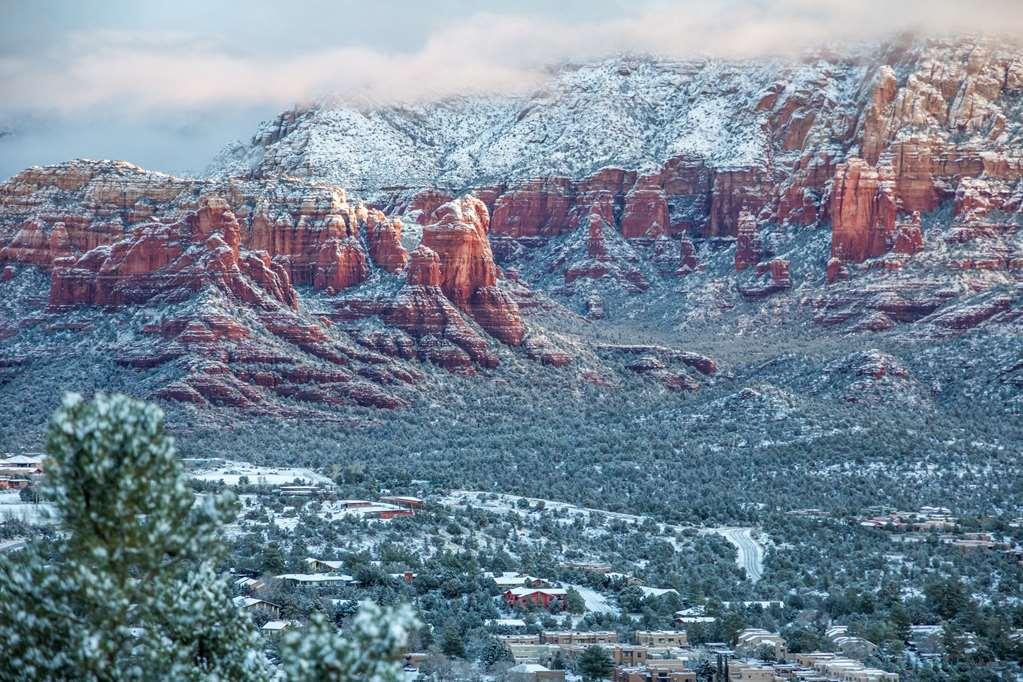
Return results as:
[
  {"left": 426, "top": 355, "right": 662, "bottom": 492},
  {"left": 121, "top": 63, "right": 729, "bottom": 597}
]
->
[{"left": 1, "top": 0, "right": 1021, "bottom": 180}]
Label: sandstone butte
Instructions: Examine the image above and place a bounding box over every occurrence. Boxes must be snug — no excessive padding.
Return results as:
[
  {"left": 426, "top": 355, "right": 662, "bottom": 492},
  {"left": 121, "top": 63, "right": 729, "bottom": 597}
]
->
[{"left": 2, "top": 37, "right": 1023, "bottom": 412}]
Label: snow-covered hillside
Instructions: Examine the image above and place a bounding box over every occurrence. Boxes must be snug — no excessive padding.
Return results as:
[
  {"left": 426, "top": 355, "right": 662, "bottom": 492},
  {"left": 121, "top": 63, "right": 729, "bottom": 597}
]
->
[{"left": 209, "top": 55, "right": 865, "bottom": 193}]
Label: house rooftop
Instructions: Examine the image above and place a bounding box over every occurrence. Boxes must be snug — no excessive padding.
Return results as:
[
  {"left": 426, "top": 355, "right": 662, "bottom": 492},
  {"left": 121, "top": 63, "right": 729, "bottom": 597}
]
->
[
  {"left": 277, "top": 573, "right": 355, "bottom": 582},
  {"left": 261, "top": 620, "right": 295, "bottom": 631},
  {"left": 507, "top": 587, "right": 567, "bottom": 596},
  {"left": 305, "top": 557, "right": 344, "bottom": 570},
  {"left": 0, "top": 455, "right": 44, "bottom": 465}
]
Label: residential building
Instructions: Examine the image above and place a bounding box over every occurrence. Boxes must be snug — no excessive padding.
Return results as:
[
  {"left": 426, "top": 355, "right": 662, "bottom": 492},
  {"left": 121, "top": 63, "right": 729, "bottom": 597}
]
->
[
  {"left": 826, "top": 626, "right": 878, "bottom": 661},
  {"left": 492, "top": 572, "right": 551, "bottom": 589},
  {"left": 506, "top": 643, "right": 561, "bottom": 666},
  {"left": 727, "top": 660, "right": 778, "bottom": 682},
  {"left": 636, "top": 630, "right": 689, "bottom": 648},
  {"left": 261, "top": 620, "right": 297, "bottom": 638},
  {"left": 542, "top": 631, "right": 618, "bottom": 645},
  {"left": 735, "top": 628, "right": 788, "bottom": 660},
  {"left": 379, "top": 495, "right": 424, "bottom": 509},
  {"left": 277, "top": 485, "right": 323, "bottom": 496},
  {"left": 232, "top": 596, "right": 281, "bottom": 619},
  {"left": 614, "top": 659, "right": 696, "bottom": 682},
  {"left": 507, "top": 663, "right": 565, "bottom": 682},
  {"left": 794, "top": 653, "right": 899, "bottom": 681},
  {"left": 276, "top": 572, "right": 358, "bottom": 587},
  {"left": 500, "top": 634, "right": 542, "bottom": 645},
  {"left": 304, "top": 557, "right": 345, "bottom": 572},
  {"left": 337, "top": 499, "right": 374, "bottom": 509},
  {"left": 233, "top": 576, "right": 265, "bottom": 591},
  {"left": 0, "top": 454, "right": 45, "bottom": 475},
  {"left": 504, "top": 587, "right": 567, "bottom": 609},
  {"left": 611, "top": 645, "right": 648, "bottom": 667}
]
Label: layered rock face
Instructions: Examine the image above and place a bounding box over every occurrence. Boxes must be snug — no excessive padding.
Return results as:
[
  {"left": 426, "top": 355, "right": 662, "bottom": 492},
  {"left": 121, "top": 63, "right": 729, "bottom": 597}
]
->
[
  {"left": 49, "top": 195, "right": 298, "bottom": 310},
  {"left": 829, "top": 159, "right": 898, "bottom": 263},
  {"left": 4, "top": 36, "right": 1023, "bottom": 416},
  {"left": 0, "top": 161, "right": 532, "bottom": 411}
]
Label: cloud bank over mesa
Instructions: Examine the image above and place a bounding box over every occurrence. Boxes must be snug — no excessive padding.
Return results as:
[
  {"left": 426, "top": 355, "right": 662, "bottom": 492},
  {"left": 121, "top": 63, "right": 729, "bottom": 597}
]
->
[{"left": 1, "top": 0, "right": 1021, "bottom": 178}]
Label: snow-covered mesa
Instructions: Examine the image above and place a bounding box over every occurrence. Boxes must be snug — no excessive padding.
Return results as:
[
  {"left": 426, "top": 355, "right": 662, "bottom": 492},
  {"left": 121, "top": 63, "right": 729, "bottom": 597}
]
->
[{"left": 209, "top": 55, "right": 860, "bottom": 193}]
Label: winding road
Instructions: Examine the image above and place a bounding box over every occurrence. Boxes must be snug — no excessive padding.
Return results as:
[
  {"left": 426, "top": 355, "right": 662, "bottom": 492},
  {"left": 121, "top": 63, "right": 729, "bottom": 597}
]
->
[{"left": 710, "top": 527, "right": 765, "bottom": 582}]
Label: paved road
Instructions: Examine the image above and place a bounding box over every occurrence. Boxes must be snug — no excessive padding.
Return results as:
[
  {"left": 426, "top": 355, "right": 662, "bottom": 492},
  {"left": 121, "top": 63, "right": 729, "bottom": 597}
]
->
[
  {"left": 0, "top": 539, "right": 27, "bottom": 553},
  {"left": 713, "top": 527, "right": 765, "bottom": 582}
]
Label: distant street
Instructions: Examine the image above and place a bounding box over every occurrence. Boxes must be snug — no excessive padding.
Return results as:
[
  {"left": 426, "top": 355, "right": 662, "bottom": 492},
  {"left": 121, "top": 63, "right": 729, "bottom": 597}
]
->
[{"left": 712, "top": 527, "right": 765, "bottom": 582}]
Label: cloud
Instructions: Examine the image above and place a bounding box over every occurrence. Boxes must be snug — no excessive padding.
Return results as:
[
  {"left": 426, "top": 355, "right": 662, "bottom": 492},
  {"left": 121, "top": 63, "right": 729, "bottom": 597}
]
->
[{"left": 2, "top": 0, "right": 1022, "bottom": 115}]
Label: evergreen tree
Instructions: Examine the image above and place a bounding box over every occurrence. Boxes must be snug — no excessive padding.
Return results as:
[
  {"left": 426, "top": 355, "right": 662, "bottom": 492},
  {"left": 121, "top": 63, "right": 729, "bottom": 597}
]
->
[
  {"left": 0, "top": 393, "right": 418, "bottom": 681},
  {"left": 566, "top": 587, "right": 587, "bottom": 614},
  {"left": 440, "top": 624, "right": 466, "bottom": 658},
  {"left": 279, "top": 603, "right": 417, "bottom": 682},
  {"left": 576, "top": 644, "right": 613, "bottom": 681},
  {"left": 0, "top": 393, "right": 268, "bottom": 681}
]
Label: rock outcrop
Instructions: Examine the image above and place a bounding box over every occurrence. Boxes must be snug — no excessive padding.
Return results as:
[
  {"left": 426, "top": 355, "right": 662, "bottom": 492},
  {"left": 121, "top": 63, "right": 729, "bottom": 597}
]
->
[
  {"left": 419, "top": 197, "right": 525, "bottom": 346},
  {"left": 829, "top": 158, "right": 897, "bottom": 263},
  {"left": 50, "top": 195, "right": 298, "bottom": 310}
]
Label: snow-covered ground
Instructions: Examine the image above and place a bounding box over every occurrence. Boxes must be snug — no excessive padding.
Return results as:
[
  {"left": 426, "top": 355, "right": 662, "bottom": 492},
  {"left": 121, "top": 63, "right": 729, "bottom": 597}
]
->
[
  {"left": 565, "top": 584, "right": 617, "bottom": 615},
  {"left": 210, "top": 55, "right": 866, "bottom": 193},
  {"left": 184, "top": 458, "right": 334, "bottom": 486},
  {"left": 439, "top": 490, "right": 767, "bottom": 581},
  {"left": 0, "top": 490, "right": 55, "bottom": 524}
]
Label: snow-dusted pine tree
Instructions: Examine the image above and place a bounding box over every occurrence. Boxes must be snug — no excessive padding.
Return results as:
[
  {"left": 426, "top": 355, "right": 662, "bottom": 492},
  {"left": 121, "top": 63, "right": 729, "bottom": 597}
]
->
[
  {"left": 279, "top": 603, "right": 418, "bottom": 682},
  {"left": 0, "top": 393, "right": 269, "bottom": 680},
  {"left": 0, "top": 393, "right": 417, "bottom": 681}
]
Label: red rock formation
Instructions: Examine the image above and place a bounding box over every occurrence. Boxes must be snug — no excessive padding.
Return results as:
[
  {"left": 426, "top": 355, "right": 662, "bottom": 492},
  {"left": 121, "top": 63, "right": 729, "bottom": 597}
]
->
[
  {"left": 245, "top": 187, "right": 363, "bottom": 288},
  {"left": 619, "top": 183, "right": 669, "bottom": 239},
  {"left": 830, "top": 158, "right": 897, "bottom": 262},
  {"left": 893, "top": 211, "right": 924, "bottom": 254},
  {"left": 676, "top": 236, "right": 699, "bottom": 276},
  {"left": 860, "top": 66, "right": 900, "bottom": 164},
  {"left": 422, "top": 197, "right": 495, "bottom": 305},
  {"left": 407, "top": 189, "right": 455, "bottom": 224},
  {"left": 406, "top": 245, "right": 443, "bottom": 286},
  {"left": 467, "top": 286, "right": 525, "bottom": 346},
  {"left": 826, "top": 257, "right": 849, "bottom": 284},
  {"left": 49, "top": 195, "right": 299, "bottom": 310},
  {"left": 365, "top": 211, "right": 409, "bottom": 272},
  {"left": 420, "top": 197, "right": 526, "bottom": 345},
  {"left": 734, "top": 209, "right": 761, "bottom": 271},
  {"left": 586, "top": 213, "right": 609, "bottom": 259},
  {"left": 313, "top": 237, "right": 369, "bottom": 291},
  {"left": 708, "top": 168, "right": 771, "bottom": 237},
  {"left": 740, "top": 259, "right": 791, "bottom": 299},
  {"left": 490, "top": 178, "right": 576, "bottom": 237}
]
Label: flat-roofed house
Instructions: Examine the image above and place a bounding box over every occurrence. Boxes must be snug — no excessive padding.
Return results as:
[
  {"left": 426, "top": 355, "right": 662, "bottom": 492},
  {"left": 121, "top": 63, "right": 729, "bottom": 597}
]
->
[
  {"left": 542, "top": 630, "right": 618, "bottom": 645},
  {"left": 379, "top": 495, "right": 424, "bottom": 509},
  {"left": 276, "top": 573, "right": 358, "bottom": 587},
  {"left": 636, "top": 630, "right": 689, "bottom": 648},
  {"left": 507, "top": 663, "right": 566, "bottom": 682}
]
